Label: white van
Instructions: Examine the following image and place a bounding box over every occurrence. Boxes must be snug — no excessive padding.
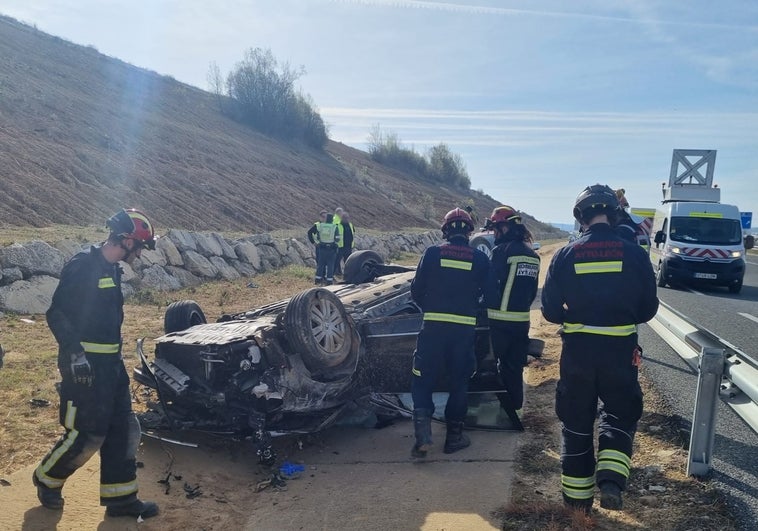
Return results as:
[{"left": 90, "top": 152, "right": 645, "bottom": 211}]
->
[{"left": 650, "top": 201, "right": 751, "bottom": 293}]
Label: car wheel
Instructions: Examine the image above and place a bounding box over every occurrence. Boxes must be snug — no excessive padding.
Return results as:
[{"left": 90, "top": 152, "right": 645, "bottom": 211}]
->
[
  {"left": 164, "top": 300, "right": 207, "bottom": 334},
  {"left": 470, "top": 236, "right": 492, "bottom": 258},
  {"left": 656, "top": 263, "right": 667, "bottom": 288},
  {"left": 343, "top": 250, "right": 383, "bottom": 284},
  {"left": 728, "top": 279, "right": 743, "bottom": 294},
  {"left": 285, "top": 288, "right": 354, "bottom": 371}
]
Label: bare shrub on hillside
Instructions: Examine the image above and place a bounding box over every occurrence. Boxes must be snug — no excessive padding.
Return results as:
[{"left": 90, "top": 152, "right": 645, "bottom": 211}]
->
[
  {"left": 367, "top": 125, "right": 470, "bottom": 190},
  {"left": 428, "top": 143, "right": 470, "bottom": 189},
  {"left": 222, "top": 48, "right": 328, "bottom": 149}
]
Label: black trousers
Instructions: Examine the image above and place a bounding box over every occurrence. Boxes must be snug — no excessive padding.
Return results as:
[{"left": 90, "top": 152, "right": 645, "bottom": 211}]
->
[
  {"left": 316, "top": 244, "right": 338, "bottom": 282},
  {"left": 34, "top": 357, "right": 141, "bottom": 506},
  {"left": 555, "top": 333, "right": 642, "bottom": 502},
  {"left": 489, "top": 322, "right": 530, "bottom": 411},
  {"left": 411, "top": 322, "right": 476, "bottom": 422}
]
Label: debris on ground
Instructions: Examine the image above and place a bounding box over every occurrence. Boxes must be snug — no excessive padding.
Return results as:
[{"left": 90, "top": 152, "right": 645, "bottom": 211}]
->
[{"left": 255, "top": 472, "right": 288, "bottom": 492}]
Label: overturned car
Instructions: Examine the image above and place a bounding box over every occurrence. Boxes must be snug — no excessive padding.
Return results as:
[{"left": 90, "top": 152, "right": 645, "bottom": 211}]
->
[{"left": 134, "top": 250, "right": 539, "bottom": 461}]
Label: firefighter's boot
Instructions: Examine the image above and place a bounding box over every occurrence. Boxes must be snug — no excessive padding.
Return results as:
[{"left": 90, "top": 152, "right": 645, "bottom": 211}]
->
[
  {"left": 599, "top": 481, "right": 623, "bottom": 510},
  {"left": 443, "top": 421, "right": 470, "bottom": 454},
  {"left": 32, "top": 471, "right": 64, "bottom": 510},
  {"left": 106, "top": 499, "right": 159, "bottom": 519},
  {"left": 411, "top": 409, "right": 433, "bottom": 458}
]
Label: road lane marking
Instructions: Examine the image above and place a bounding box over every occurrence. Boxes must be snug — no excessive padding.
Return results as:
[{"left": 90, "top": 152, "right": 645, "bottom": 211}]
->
[
  {"left": 686, "top": 287, "right": 705, "bottom": 296},
  {"left": 747, "top": 260, "right": 758, "bottom": 266},
  {"left": 738, "top": 312, "right": 758, "bottom": 324}
]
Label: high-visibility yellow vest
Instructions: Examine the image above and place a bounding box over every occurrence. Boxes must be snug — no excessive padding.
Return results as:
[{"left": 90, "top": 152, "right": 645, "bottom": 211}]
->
[{"left": 316, "top": 222, "right": 337, "bottom": 244}]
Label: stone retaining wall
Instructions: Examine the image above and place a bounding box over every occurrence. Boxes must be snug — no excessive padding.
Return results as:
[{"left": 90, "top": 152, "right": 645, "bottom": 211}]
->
[{"left": 0, "top": 230, "right": 441, "bottom": 315}]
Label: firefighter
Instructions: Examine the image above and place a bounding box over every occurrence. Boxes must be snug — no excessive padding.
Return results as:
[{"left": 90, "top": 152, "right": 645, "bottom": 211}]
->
[
  {"left": 410, "top": 208, "right": 490, "bottom": 457},
  {"left": 313, "top": 213, "right": 340, "bottom": 285},
  {"left": 613, "top": 189, "right": 651, "bottom": 251},
  {"left": 484, "top": 205, "right": 539, "bottom": 429},
  {"left": 33, "top": 209, "right": 159, "bottom": 519},
  {"left": 541, "top": 185, "right": 658, "bottom": 512}
]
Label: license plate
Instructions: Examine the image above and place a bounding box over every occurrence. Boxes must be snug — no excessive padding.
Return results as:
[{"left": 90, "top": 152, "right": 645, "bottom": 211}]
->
[{"left": 694, "top": 272, "right": 717, "bottom": 279}]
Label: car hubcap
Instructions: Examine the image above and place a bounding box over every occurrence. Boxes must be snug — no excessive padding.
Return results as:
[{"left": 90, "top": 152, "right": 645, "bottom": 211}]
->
[{"left": 310, "top": 295, "right": 347, "bottom": 354}]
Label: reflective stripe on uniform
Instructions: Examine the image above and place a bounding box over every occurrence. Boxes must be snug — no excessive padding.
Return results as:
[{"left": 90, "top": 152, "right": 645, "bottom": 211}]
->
[
  {"left": 423, "top": 312, "right": 476, "bottom": 326},
  {"left": 487, "top": 309, "right": 530, "bottom": 322},
  {"left": 37, "top": 401, "right": 79, "bottom": 488},
  {"left": 412, "top": 368, "right": 421, "bottom": 377},
  {"left": 80, "top": 342, "right": 120, "bottom": 354},
  {"left": 440, "top": 258, "right": 472, "bottom": 271},
  {"left": 100, "top": 480, "right": 138, "bottom": 498},
  {"left": 597, "top": 449, "right": 631, "bottom": 478},
  {"left": 574, "top": 261, "right": 623, "bottom": 274},
  {"left": 98, "top": 277, "right": 116, "bottom": 288},
  {"left": 562, "top": 323, "right": 636, "bottom": 336},
  {"left": 561, "top": 474, "right": 595, "bottom": 500},
  {"left": 494, "top": 255, "right": 539, "bottom": 319}
]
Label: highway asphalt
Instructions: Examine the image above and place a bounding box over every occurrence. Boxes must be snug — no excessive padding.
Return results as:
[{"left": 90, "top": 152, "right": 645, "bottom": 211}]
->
[{"left": 639, "top": 254, "right": 758, "bottom": 531}]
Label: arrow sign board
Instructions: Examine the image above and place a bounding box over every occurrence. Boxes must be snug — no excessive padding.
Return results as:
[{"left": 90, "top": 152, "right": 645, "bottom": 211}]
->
[{"left": 741, "top": 212, "right": 752, "bottom": 229}]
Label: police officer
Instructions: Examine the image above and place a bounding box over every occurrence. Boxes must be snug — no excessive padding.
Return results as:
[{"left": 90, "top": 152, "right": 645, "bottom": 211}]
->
[
  {"left": 410, "top": 208, "right": 490, "bottom": 457},
  {"left": 334, "top": 211, "right": 355, "bottom": 277},
  {"left": 313, "top": 213, "right": 340, "bottom": 285},
  {"left": 308, "top": 209, "right": 328, "bottom": 263},
  {"left": 33, "top": 209, "right": 159, "bottom": 519},
  {"left": 541, "top": 185, "right": 658, "bottom": 512},
  {"left": 484, "top": 205, "right": 539, "bottom": 429}
]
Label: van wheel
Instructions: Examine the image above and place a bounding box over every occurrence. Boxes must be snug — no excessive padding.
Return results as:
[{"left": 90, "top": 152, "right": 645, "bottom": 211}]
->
[
  {"left": 656, "top": 264, "right": 667, "bottom": 288},
  {"left": 728, "top": 280, "right": 743, "bottom": 294}
]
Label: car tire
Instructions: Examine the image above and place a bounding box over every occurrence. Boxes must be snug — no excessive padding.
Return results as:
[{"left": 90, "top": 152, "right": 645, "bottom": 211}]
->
[
  {"left": 656, "top": 263, "right": 667, "bottom": 288},
  {"left": 164, "top": 300, "right": 207, "bottom": 334},
  {"left": 728, "top": 279, "right": 743, "bottom": 294},
  {"left": 343, "top": 250, "right": 383, "bottom": 284},
  {"left": 285, "top": 288, "right": 354, "bottom": 371},
  {"left": 470, "top": 235, "right": 493, "bottom": 258}
]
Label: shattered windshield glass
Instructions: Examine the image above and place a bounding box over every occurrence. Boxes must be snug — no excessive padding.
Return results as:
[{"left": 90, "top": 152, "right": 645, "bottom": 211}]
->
[{"left": 669, "top": 216, "right": 742, "bottom": 245}]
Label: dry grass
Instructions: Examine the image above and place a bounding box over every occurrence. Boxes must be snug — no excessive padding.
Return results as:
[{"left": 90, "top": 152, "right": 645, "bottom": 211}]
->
[{"left": 0, "top": 264, "right": 314, "bottom": 477}]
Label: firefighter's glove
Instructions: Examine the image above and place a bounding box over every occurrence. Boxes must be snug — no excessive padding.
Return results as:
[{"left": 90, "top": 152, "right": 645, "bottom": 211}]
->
[{"left": 70, "top": 351, "right": 93, "bottom": 387}]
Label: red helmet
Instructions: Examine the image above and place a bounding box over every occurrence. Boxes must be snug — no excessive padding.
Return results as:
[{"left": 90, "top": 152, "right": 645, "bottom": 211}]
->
[
  {"left": 106, "top": 209, "right": 157, "bottom": 250},
  {"left": 441, "top": 208, "right": 474, "bottom": 236},
  {"left": 489, "top": 205, "right": 521, "bottom": 225}
]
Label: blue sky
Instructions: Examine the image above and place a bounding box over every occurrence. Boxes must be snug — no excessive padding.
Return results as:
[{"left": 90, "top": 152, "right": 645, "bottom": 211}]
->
[{"left": 3, "top": 0, "right": 757, "bottom": 225}]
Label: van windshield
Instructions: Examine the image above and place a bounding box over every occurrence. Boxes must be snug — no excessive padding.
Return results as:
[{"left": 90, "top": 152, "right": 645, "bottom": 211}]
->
[{"left": 669, "top": 217, "right": 742, "bottom": 245}]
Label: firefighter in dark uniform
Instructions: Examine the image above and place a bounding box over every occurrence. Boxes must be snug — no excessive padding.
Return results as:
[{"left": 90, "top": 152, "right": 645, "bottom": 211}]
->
[
  {"left": 541, "top": 185, "right": 658, "bottom": 512},
  {"left": 484, "top": 205, "right": 539, "bottom": 429},
  {"left": 313, "top": 213, "right": 340, "bottom": 285},
  {"left": 410, "top": 208, "right": 490, "bottom": 457},
  {"left": 33, "top": 209, "right": 159, "bottom": 519},
  {"left": 613, "top": 189, "right": 651, "bottom": 251}
]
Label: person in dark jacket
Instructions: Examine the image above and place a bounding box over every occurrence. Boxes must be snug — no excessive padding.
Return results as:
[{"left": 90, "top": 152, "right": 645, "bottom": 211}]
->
[
  {"left": 33, "top": 209, "right": 159, "bottom": 519},
  {"left": 484, "top": 205, "right": 539, "bottom": 429},
  {"left": 334, "top": 211, "right": 355, "bottom": 276},
  {"left": 541, "top": 185, "right": 659, "bottom": 513},
  {"left": 410, "top": 208, "right": 490, "bottom": 458}
]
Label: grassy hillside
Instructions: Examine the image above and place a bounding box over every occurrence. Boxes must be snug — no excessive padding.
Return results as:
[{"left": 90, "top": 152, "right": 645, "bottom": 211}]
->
[{"left": 0, "top": 15, "right": 563, "bottom": 239}]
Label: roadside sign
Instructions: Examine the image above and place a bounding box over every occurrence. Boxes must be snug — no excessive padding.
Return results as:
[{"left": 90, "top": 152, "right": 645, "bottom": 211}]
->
[{"left": 741, "top": 212, "right": 752, "bottom": 229}]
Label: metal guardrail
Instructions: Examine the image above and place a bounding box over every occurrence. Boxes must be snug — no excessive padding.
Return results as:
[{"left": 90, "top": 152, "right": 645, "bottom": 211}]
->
[{"left": 648, "top": 301, "right": 758, "bottom": 475}]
